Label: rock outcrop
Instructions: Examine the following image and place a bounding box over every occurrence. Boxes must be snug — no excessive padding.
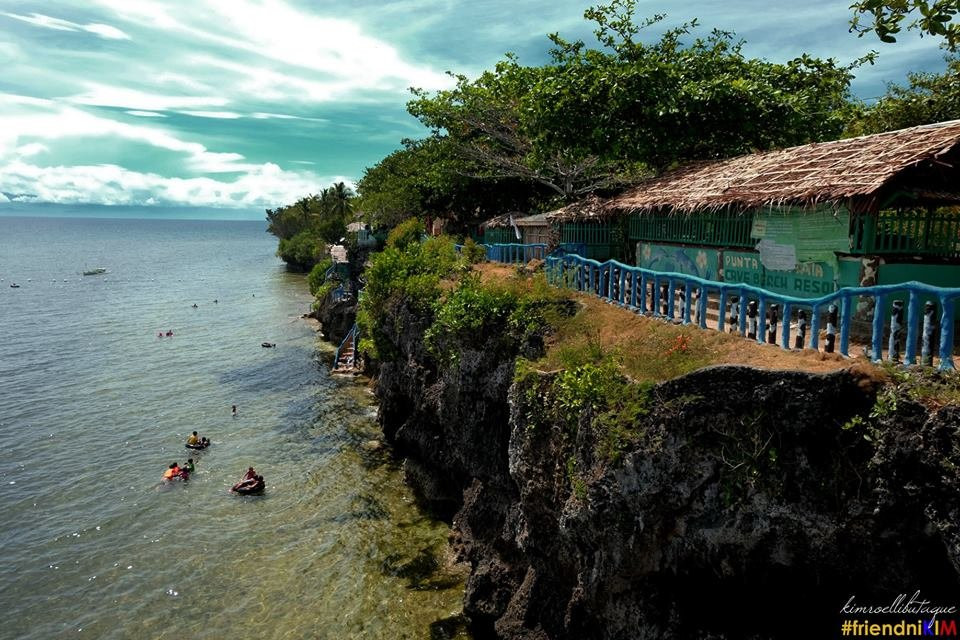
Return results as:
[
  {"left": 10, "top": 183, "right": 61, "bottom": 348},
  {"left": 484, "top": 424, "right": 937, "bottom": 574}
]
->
[{"left": 373, "top": 300, "right": 960, "bottom": 639}]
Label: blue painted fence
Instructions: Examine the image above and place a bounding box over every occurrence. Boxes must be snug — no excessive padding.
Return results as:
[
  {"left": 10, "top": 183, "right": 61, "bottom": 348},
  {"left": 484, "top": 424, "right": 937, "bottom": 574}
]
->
[
  {"left": 454, "top": 242, "right": 588, "bottom": 263},
  {"left": 541, "top": 253, "right": 960, "bottom": 370}
]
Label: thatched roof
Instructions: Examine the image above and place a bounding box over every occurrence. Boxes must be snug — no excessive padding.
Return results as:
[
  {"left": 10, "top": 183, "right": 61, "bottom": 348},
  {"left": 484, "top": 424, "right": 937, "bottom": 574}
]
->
[
  {"left": 600, "top": 119, "right": 960, "bottom": 216},
  {"left": 482, "top": 211, "right": 551, "bottom": 229},
  {"left": 544, "top": 195, "right": 610, "bottom": 223}
]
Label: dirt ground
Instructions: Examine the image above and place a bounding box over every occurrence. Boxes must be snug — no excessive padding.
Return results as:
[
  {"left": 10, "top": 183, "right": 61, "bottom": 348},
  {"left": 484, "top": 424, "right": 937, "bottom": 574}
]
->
[{"left": 475, "top": 262, "right": 884, "bottom": 379}]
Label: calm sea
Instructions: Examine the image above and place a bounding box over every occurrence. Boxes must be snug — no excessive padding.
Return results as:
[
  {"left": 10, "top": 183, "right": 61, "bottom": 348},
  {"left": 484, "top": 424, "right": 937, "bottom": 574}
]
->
[{"left": 0, "top": 216, "right": 465, "bottom": 639}]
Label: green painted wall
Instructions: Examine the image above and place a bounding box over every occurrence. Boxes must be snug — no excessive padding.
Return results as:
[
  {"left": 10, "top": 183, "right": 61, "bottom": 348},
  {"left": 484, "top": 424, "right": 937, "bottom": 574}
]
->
[{"left": 637, "top": 243, "right": 719, "bottom": 280}]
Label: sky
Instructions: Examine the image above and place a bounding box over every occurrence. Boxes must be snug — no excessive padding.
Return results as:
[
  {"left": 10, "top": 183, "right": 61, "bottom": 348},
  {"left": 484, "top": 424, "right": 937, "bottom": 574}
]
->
[{"left": 0, "top": 0, "right": 951, "bottom": 217}]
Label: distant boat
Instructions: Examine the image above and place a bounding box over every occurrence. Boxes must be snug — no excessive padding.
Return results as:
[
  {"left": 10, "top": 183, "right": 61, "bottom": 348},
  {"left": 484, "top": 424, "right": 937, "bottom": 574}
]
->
[
  {"left": 83, "top": 268, "right": 107, "bottom": 276},
  {"left": 10, "top": 283, "right": 20, "bottom": 288}
]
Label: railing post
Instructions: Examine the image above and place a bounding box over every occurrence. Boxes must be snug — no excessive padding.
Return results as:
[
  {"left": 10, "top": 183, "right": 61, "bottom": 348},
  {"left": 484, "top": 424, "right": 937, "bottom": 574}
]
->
[
  {"left": 904, "top": 290, "right": 920, "bottom": 365},
  {"left": 825, "top": 303, "right": 838, "bottom": 353},
  {"left": 718, "top": 289, "right": 728, "bottom": 332},
  {"left": 639, "top": 273, "right": 648, "bottom": 314},
  {"left": 938, "top": 296, "right": 955, "bottom": 371},
  {"left": 840, "top": 296, "right": 852, "bottom": 357},
  {"left": 738, "top": 290, "right": 747, "bottom": 336},
  {"left": 809, "top": 305, "right": 821, "bottom": 350},
  {"left": 698, "top": 288, "right": 708, "bottom": 329},
  {"left": 619, "top": 267, "right": 627, "bottom": 305},
  {"left": 888, "top": 299, "right": 904, "bottom": 364},
  {"left": 630, "top": 271, "right": 638, "bottom": 308},
  {"left": 728, "top": 295, "right": 740, "bottom": 334},
  {"left": 651, "top": 276, "right": 660, "bottom": 317},
  {"left": 871, "top": 294, "right": 885, "bottom": 362},
  {"left": 667, "top": 279, "right": 677, "bottom": 319},
  {"left": 767, "top": 303, "right": 779, "bottom": 345},
  {"left": 794, "top": 309, "right": 807, "bottom": 349},
  {"left": 747, "top": 299, "right": 759, "bottom": 340},
  {"left": 757, "top": 297, "right": 767, "bottom": 344},
  {"left": 921, "top": 301, "right": 936, "bottom": 367},
  {"left": 607, "top": 265, "right": 614, "bottom": 300},
  {"left": 780, "top": 303, "right": 792, "bottom": 350},
  {"left": 683, "top": 281, "right": 692, "bottom": 324}
]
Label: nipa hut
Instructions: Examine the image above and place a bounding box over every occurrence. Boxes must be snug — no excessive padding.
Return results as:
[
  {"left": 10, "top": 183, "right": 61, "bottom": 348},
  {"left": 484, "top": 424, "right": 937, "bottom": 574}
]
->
[
  {"left": 481, "top": 212, "right": 551, "bottom": 246},
  {"left": 598, "top": 119, "right": 960, "bottom": 299}
]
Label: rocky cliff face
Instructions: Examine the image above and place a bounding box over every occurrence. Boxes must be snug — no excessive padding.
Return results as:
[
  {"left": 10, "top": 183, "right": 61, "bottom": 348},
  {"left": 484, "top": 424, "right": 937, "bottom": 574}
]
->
[{"left": 374, "top": 300, "right": 960, "bottom": 639}]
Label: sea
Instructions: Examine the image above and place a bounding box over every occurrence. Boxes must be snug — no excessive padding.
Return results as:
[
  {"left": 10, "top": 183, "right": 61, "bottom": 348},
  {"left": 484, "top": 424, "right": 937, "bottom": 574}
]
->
[{"left": 0, "top": 214, "right": 466, "bottom": 640}]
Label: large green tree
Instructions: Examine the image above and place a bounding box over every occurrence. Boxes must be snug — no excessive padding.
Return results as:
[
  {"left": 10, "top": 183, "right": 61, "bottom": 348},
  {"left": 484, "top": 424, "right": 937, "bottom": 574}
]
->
[
  {"left": 846, "top": 57, "right": 960, "bottom": 135},
  {"left": 850, "top": 0, "right": 960, "bottom": 51},
  {"left": 405, "top": 2, "right": 861, "bottom": 201}
]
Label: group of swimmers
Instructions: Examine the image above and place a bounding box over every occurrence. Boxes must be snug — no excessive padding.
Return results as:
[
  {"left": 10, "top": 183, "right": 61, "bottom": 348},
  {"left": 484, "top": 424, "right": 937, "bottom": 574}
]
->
[
  {"left": 157, "top": 330, "right": 174, "bottom": 337},
  {"left": 161, "top": 405, "right": 265, "bottom": 494}
]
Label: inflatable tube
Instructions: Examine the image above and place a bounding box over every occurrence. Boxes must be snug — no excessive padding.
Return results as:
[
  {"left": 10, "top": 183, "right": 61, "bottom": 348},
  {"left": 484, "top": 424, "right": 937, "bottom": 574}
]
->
[
  {"left": 185, "top": 443, "right": 209, "bottom": 450},
  {"left": 231, "top": 482, "right": 264, "bottom": 495}
]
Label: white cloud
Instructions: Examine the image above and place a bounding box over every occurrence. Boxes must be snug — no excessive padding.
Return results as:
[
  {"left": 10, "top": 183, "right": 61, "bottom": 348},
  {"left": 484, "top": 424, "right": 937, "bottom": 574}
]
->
[
  {"left": 126, "top": 110, "right": 166, "bottom": 117},
  {"left": 0, "top": 192, "right": 9, "bottom": 202},
  {"left": 67, "top": 84, "right": 228, "bottom": 111},
  {"left": 0, "top": 159, "right": 350, "bottom": 208},
  {"left": 14, "top": 142, "right": 48, "bottom": 157},
  {"left": 3, "top": 12, "right": 130, "bottom": 40},
  {"left": 178, "top": 110, "right": 243, "bottom": 119}
]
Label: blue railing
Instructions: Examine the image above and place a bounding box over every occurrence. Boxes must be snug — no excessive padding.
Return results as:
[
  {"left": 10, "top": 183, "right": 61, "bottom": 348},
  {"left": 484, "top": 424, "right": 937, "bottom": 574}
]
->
[
  {"left": 333, "top": 323, "right": 357, "bottom": 370},
  {"left": 454, "top": 242, "right": 588, "bottom": 263},
  {"left": 545, "top": 253, "right": 960, "bottom": 370}
]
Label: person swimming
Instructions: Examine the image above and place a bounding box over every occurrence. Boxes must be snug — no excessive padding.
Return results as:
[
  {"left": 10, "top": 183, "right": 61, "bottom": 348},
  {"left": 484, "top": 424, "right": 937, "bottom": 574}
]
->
[
  {"left": 186, "top": 431, "right": 199, "bottom": 446},
  {"left": 163, "top": 462, "right": 181, "bottom": 480},
  {"left": 183, "top": 458, "right": 195, "bottom": 473},
  {"left": 231, "top": 404, "right": 237, "bottom": 417}
]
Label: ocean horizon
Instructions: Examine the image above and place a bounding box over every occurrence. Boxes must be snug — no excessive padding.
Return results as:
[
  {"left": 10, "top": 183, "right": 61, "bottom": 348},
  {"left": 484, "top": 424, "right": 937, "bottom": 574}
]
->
[{"left": 0, "top": 202, "right": 268, "bottom": 221}]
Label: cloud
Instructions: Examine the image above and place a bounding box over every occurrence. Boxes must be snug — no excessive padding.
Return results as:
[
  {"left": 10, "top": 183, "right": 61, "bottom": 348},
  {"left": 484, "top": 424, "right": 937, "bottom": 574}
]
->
[
  {"left": 126, "top": 110, "right": 166, "bottom": 118},
  {"left": 0, "top": 159, "right": 350, "bottom": 208},
  {"left": 2, "top": 11, "right": 130, "bottom": 40}
]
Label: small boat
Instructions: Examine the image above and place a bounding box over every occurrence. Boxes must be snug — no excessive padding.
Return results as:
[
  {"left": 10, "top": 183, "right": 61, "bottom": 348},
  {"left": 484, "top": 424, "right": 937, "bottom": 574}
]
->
[
  {"left": 10, "top": 283, "right": 20, "bottom": 288},
  {"left": 83, "top": 268, "right": 107, "bottom": 276},
  {"left": 261, "top": 342, "right": 276, "bottom": 348}
]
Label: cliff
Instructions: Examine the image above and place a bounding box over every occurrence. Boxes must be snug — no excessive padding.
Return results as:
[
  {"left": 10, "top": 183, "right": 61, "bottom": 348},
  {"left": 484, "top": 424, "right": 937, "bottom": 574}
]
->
[{"left": 374, "top": 297, "right": 960, "bottom": 639}]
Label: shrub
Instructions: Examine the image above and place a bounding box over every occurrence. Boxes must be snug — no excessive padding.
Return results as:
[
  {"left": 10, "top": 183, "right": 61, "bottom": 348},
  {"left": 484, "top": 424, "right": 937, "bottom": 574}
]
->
[
  {"left": 386, "top": 218, "right": 425, "bottom": 251},
  {"left": 461, "top": 237, "right": 487, "bottom": 264},
  {"left": 277, "top": 231, "right": 321, "bottom": 270},
  {"left": 307, "top": 258, "right": 333, "bottom": 296}
]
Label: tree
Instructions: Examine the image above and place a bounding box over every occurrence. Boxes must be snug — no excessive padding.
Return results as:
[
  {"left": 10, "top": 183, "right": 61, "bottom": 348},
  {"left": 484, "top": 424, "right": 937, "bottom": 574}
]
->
[
  {"left": 850, "top": 0, "right": 960, "bottom": 52},
  {"left": 845, "top": 57, "right": 960, "bottom": 135},
  {"left": 406, "top": 1, "right": 860, "bottom": 201}
]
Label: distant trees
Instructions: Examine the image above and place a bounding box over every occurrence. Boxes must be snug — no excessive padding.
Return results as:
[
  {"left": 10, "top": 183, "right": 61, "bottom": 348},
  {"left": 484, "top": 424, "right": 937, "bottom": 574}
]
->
[{"left": 266, "top": 182, "right": 355, "bottom": 270}]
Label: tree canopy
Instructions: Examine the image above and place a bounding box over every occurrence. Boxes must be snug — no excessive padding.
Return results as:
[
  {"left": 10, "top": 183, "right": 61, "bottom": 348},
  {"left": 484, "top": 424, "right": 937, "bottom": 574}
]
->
[
  {"left": 362, "top": 0, "right": 861, "bottom": 219},
  {"left": 266, "top": 181, "right": 355, "bottom": 269},
  {"left": 850, "top": 0, "right": 960, "bottom": 51}
]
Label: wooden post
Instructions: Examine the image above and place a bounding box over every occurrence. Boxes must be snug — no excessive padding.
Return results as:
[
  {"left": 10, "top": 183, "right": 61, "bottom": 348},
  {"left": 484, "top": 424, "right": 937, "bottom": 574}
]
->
[
  {"left": 825, "top": 303, "right": 838, "bottom": 353},
  {"left": 904, "top": 290, "right": 920, "bottom": 365},
  {"left": 718, "top": 289, "right": 728, "bottom": 332},
  {"left": 921, "top": 300, "right": 936, "bottom": 367},
  {"left": 727, "top": 295, "right": 739, "bottom": 333},
  {"left": 888, "top": 299, "right": 904, "bottom": 364},
  {"left": 939, "top": 296, "right": 955, "bottom": 371},
  {"left": 794, "top": 309, "right": 807, "bottom": 349},
  {"left": 767, "top": 303, "right": 779, "bottom": 345},
  {"left": 747, "top": 300, "right": 758, "bottom": 340}
]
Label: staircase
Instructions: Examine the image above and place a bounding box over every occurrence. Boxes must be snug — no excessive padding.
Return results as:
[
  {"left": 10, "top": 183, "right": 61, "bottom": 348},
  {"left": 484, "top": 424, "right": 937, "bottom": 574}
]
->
[{"left": 332, "top": 323, "right": 359, "bottom": 374}]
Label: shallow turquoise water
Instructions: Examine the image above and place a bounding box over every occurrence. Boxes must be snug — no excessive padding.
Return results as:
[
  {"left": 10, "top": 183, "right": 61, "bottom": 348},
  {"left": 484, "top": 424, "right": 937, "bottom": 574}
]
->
[{"left": 0, "top": 216, "right": 465, "bottom": 639}]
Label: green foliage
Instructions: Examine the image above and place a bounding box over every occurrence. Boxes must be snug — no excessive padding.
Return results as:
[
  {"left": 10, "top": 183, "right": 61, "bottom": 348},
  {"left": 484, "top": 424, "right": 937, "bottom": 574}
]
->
[
  {"left": 277, "top": 231, "right": 321, "bottom": 271},
  {"left": 461, "top": 238, "right": 487, "bottom": 264},
  {"left": 386, "top": 218, "right": 426, "bottom": 250},
  {"left": 405, "top": 1, "right": 859, "bottom": 203},
  {"left": 266, "top": 182, "right": 356, "bottom": 268},
  {"left": 307, "top": 258, "right": 333, "bottom": 296},
  {"left": 356, "top": 235, "right": 462, "bottom": 359},
  {"left": 850, "top": 0, "right": 960, "bottom": 51},
  {"left": 845, "top": 58, "right": 960, "bottom": 136}
]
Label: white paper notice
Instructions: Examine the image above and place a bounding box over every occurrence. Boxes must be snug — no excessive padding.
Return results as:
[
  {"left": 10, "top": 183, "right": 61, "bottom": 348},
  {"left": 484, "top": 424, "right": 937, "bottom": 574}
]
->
[{"left": 756, "top": 238, "right": 798, "bottom": 272}]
